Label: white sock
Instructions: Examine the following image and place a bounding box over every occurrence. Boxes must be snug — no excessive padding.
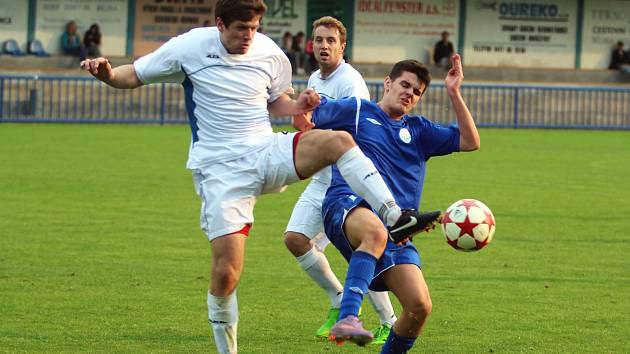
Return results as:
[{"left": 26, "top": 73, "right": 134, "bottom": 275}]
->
[
  {"left": 208, "top": 291, "right": 238, "bottom": 354},
  {"left": 336, "top": 146, "right": 401, "bottom": 226},
  {"left": 367, "top": 290, "right": 397, "bottom": 326},
  {"left": 297, "top": 248, "right": 344, "bottom": 308},
  {"left": 312, "top": 232, "right": 330, "bottom": 252}
]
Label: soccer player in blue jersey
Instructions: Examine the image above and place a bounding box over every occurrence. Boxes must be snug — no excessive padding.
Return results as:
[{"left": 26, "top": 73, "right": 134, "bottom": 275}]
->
[{"left": 307, "top": 55, "right": 480, "bottom": 351}]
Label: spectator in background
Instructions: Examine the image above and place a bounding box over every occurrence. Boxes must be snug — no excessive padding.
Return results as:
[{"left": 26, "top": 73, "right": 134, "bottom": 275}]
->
[
  {"left": 292, "top": 31, "right": 306, "bottom": 74},
  {"left": 83, "top": 24, "right": 101, "bottom": 58},
  {"left": 62, "top": 21, "right": 86, "bottom": 61},
  {"left": 609, "top": 41, "right": 630, "bottom": 76},
  {"left": 305, "top": 37, "right": 317, "bottom": 74},
  {"left": 280, "top": 31, "right": 297, "bottom": 74},
  {"left": 202, "top": 20, "right": 212, "bottom": 27},
  {"left": 433, "top": 31, "right": 454, "bottom": 69}
]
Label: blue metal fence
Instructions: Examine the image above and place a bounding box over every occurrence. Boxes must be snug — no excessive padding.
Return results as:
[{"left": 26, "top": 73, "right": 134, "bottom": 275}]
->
[{"left": 1, "top": 75, "right": 629, "bottom": 129}]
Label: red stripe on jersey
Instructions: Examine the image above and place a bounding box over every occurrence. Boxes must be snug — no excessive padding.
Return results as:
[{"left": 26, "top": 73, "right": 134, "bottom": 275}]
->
[{"left": 292, "top": 131, "right": 307, "bottom": 180}]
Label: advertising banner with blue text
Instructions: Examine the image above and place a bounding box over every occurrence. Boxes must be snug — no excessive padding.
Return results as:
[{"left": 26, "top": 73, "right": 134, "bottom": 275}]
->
[{"left": 464, "top": 0, "right": 577, "bottom": 68}]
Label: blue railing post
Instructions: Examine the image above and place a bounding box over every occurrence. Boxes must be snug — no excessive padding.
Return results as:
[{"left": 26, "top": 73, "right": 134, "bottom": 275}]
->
[
  {"left": 0, "top": 78, "right": 4, "bottom": 122},
  {"left": 513, "top": 87, "right": 519, "bottom": 128},
  {"left": 160, "top": 83, "right": 166, "bottom": 125}
]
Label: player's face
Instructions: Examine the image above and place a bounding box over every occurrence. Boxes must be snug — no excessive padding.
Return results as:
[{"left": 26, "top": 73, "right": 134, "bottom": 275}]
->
[
  {"left": 217, "top": 17, "right": 260, "bottom": 54},
  {"left": 383, "top": 71, "right": 425, "bottom": 117},
  {"left": 313, "top": 26, "right": 345, "bottom": 70}
]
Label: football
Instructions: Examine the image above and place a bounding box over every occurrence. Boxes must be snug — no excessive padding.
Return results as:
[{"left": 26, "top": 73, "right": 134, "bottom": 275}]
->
[{"left": 441, "top": 199, "right": 496, "bottom": 251}]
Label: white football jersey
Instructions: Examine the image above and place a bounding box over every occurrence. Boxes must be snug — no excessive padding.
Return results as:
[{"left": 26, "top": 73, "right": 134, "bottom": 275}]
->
[
  {"left": 134, "top": 27, "right": 292, "bottom": 168},
  {"left": 308, "top": 61, "right": 370, "bottom": 183}
]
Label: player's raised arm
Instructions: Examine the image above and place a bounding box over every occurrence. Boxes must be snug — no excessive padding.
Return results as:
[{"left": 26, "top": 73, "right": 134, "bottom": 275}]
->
[
  {"left": 80, "top": 57, "right": 143, "bottom": 89},
  {"left": 445, "top": 54, "right": 480, "bottom": 151}
]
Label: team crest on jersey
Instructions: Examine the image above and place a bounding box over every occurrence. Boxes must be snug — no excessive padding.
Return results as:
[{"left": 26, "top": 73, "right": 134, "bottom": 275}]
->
[{"left": 399, "top": 128, "right": 411, "bottom": 144}]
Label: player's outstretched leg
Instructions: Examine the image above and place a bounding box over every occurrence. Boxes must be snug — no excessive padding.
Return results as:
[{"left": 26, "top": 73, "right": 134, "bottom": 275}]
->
[{"left": 294, "top": 131, "right": 405, "bottom": 228}]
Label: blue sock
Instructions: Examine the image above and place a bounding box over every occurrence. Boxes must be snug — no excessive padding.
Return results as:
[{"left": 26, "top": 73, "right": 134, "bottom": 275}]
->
[
  {"left": 338, "top": 250, "right": 377, "bottom": 319},
  {"left": 380, "top": 329, "right": 417, "bottom": 354}
]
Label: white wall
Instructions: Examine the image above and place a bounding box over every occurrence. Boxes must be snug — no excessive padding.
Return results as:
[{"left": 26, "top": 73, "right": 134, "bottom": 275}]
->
[
  {"left": 0, "top": 0, "right": 29, "bottom": 52},
  {"left": 581, "top": 0, "right": 630, "bottom": 69},
  {"left": 352, "top": 0, "right": 459, "bottom": 64},
  {"left": 263, "top": 0, "right": 307, "bottom": 44},
  {"left": 34, "top": 0, "right": 128, "bottom": 56}
]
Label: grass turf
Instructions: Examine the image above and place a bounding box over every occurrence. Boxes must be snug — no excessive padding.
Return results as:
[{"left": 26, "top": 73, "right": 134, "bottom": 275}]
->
[{"left": 1, "top": 124, "right": 629, "bottom": 353}]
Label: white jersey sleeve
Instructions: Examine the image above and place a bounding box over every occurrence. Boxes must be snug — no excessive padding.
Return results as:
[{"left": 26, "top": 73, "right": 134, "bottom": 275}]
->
[
  {"left": 268, "top": 49, "right": 293, "bottom": 103},
  {"left": 133, "top": 35, "right": 186, "bottom": 84}
]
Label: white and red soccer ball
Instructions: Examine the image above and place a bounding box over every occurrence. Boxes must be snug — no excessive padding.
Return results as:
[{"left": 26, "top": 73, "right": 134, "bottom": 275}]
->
[{"left": 441, "top": 199, "right": 496, "bottom": 251}]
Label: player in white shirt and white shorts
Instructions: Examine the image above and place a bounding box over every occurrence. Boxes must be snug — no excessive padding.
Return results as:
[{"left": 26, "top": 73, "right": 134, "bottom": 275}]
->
[
  {"left": 283, "top": 16, "right": 397, "bottom": 344},
  {"left": 80, "top": 2, "right": 427, "bottom": 353}
]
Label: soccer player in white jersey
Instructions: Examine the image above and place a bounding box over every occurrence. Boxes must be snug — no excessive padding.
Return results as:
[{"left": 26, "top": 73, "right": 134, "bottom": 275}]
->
[
  {"left": 283, "top": 16, "right": 398, "bottom": 344},
  {"left": 79, "top": 1, "right": 440, "bottom": 353},
  {"left": 308, "top": 56, "right": 479, "bottom": 352}
]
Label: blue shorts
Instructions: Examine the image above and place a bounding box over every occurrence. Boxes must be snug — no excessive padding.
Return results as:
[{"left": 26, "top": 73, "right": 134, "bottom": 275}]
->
[{"left": 322, "top": 194, "right": 422, "bottom": 292}]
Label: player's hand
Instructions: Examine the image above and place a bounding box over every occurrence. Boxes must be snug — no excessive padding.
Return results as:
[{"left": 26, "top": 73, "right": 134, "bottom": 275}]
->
[
  {"left": 80, "top": 57, "right": 114, "bottom": 82},
  {"left": 395, "top": 237, "right": 411, "bottom": 246},
  {"left": 296, "top": 88, "right": 321, "bottom": 113},
  {"left": 292, "top": 112, "right": 314, "bottom": 131},
  {"left": 445, "top": 54, "right": 463, "bottom": 93}
]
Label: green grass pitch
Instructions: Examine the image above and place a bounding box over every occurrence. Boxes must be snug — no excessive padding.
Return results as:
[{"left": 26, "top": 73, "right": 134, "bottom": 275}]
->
[{"left": 1, "top": 124, "right": 629, "bottom": 353}]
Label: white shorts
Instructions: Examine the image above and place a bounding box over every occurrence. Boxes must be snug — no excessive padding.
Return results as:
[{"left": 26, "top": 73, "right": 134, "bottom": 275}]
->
[
  {"left": 193, "top": 132, "right": 301, "bottom": 241},
  {"left": 285, "top": 179, "right": 331, "bottom": 250}
]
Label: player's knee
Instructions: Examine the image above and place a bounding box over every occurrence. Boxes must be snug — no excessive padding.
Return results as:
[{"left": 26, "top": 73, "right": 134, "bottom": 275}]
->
[
  {"left": 320, "top": 130, "right": 355, "bottom": 160},
  {"left": 405, "top": 298, "right": 433, "bottom": 322},
  {"left": 284, "top": 231, "right": 312, "bottom": 257},
  {"left": 360, "top": 229, "right": 388, "bottom": 256},
  {"left": 331, "top": 130, "right": 356, "bottom": 151},
  {"left": 212, "top": 263, "right": 240, "bottom": 294}
]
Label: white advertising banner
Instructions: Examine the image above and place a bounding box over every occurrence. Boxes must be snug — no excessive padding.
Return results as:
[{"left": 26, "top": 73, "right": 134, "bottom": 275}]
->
[
  {"left": 353, "top": 0, "right": 459, "bottom": 64},
  {"left": 35, "top": 0, "right": 128, "bottom": 56},
  {"left": 581, "top": 0, "right": 630, "bottom": 69},
  {"left": 262, "top": 0, "right": 307, "bottom": 43},
  {"left": 464, "top": 0, "right": 577, "bottom": 68},
  {"left": 0, "top": 0, "right": 28, "bottom": 51}
]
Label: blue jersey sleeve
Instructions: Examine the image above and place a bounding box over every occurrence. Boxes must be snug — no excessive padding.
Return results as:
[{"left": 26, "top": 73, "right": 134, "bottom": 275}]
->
[
  {"left": 416, "top": 117, "right": 460, "bottom": 157},
  {"left": 312, "top": 97, "right": 359, "bottom": 133}
]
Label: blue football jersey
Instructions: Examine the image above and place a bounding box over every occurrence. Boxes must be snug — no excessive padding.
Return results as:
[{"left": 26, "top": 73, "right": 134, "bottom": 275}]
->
[{"left": 313, "top": 97, "right": 460, "bottom": 210}]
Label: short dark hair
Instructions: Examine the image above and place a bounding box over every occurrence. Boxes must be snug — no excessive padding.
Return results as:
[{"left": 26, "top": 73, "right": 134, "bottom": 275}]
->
[
  {"left": 215, "top": 0, "right": 266, "bottom": 27},
  {"left": 388, "top": 60, "right": 431, "bottom": 94},
  {"left": 617, "top": 41, "right": 624, "bottom": 47}
]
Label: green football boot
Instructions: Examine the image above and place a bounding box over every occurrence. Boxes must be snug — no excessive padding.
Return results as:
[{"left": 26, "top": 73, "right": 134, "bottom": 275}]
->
[
  {"left": 315, "top": 308, "right": 340, "bottom": 338},
  {"left": 370, "top": 323, "right": 392, "bottom": 345}
]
